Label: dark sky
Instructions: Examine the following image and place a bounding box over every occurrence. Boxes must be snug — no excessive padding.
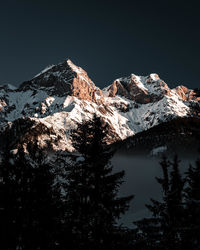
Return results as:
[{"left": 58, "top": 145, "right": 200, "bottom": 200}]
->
[{"left": 0, "top": 0, "right": 199, "bottom": 89}]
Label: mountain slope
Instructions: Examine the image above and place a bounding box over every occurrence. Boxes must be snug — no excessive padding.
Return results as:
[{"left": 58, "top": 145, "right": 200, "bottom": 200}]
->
[
  {"left": 0, "top": 59, "right": 199, "bottom": 154},
  {"left": 117, "top": 117, "right": 200, "bottom": 156}
]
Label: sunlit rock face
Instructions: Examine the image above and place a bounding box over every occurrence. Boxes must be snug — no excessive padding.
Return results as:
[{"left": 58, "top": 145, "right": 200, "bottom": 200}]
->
[
  {"left": 106, "top": 73, "right": 172, "bottom": 104},
  {"left": 0, "top": 59, "right": 199, "bottom": 155},
  {"left": 174, "top": 85, "right": 200, "bottom": 102},
  {"left": 19, "top": 59, "right": 104, "bottom": 103}
]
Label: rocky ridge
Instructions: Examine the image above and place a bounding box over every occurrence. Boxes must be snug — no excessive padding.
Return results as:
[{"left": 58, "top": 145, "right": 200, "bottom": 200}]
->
[{"left": 0, "top": 59, "right": 199, "bottom": 154}]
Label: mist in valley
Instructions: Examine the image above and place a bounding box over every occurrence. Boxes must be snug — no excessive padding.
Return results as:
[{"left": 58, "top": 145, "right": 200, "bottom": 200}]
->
[{"left": 112, "top": 152, "right": 198, "bottom": 227}]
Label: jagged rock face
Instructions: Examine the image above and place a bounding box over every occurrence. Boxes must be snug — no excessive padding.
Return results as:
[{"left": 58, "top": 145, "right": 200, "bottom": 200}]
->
[
  {"left": 0, "top": 59, "right": 200, "bottom": 154},
  {"left": 107, "top": 73, "right": 172, "bottom": 104},
  {"left": 174, "top": 85, "right": 200, "bottom": 102},
  {"left": 19, "top": 59, "right": 103, "bottom": 103},
  {"left": 0, "top": 117, "right": 61, "bottom": 154}
]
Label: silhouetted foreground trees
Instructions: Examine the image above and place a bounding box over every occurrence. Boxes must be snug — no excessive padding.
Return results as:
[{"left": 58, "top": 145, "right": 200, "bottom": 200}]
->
[
  {"left": 1, "top": 115, "right": 200, "bottom": 249},
  {"left": 0, "top": 116, "right": 134, "bottom": 250},
  {"left": 66, "top": 115, "right": 134, "bottom": 249},
  {"left": 0, "top": 149, "right": 64, "bottom": 249},
  {"left": 134, "top": 156, "right": 200, "bottom": 250},
  {"left": 183, "top": 158, "right": 200, "bottom": 249}
]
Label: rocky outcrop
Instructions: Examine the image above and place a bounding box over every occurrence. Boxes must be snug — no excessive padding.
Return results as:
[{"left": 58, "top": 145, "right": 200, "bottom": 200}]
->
[
  {"left": 174, "top": 85, "right": 200, "bottom": 102},
  {"left": 107, "top": 73, "right": 171, "bottom": 104},
  {"left": 19, "top": 59, "right": 104, "bottom": 103},
  {"left": 0, "top": 99, "right": 6, "bottom": 111}
]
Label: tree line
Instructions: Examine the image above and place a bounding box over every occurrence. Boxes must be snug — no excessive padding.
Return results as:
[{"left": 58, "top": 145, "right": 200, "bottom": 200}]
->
[{"left": 0, "top": 115, "right": 200, "bottom": 249}]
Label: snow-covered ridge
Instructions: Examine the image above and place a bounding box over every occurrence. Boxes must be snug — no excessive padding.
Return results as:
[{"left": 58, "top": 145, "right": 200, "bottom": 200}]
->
[
  {"left": 34, "top": 65, "right": 55, "bottom": 78},
  {"left": 0, "top": 59, "right": 199, "bottom": 152}
]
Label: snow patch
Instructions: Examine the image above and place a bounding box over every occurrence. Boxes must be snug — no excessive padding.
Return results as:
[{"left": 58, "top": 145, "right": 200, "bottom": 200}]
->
[
  {"left": 151, "top": 146, "right": 167, "bottom": 156},
  {"left": 34, "top": 65, "right": 55, "bottom": 78}
]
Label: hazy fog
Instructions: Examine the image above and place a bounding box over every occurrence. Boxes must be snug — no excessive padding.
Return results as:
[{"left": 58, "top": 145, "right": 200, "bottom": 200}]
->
[{"left": 112, "top": 152, "right": 197, "bottom": 227}]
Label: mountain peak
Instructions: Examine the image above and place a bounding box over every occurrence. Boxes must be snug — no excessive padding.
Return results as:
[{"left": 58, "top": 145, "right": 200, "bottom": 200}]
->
[
  {"left": 149, "top": 73, "right": 160, "bottom": 81},
  {"left": 19, "top": 59, "right": 103, "bottom": 102},
  {"left": 106, "top": 73, "right": 170, "bottom": 104},
  {"left": 0, "top": 60, "right": 200, "bottom": 154},
  {"left": 66, "top": 58, "right": 76, "bottom": 68},
  {"left": 174, "top": 85, "right": 200, "bottom": 101},
  {"left": 33, "top": 58, "right": 82, "bottom": 80}
]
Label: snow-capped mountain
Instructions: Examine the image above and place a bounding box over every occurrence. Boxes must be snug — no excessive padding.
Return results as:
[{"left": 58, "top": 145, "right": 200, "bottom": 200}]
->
[{"left": 0, "top": 59, "right": 199, "bottom": 154}]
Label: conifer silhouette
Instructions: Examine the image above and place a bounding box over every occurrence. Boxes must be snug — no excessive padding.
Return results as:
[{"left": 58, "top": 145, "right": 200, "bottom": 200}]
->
[{"left": 65, "top": 115, "right": 134, "bottom": 249}]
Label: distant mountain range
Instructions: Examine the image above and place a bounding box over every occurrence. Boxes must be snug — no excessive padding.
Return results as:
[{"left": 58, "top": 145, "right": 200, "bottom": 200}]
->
[{"left": 0, "top": 59, "right": 200, "bottom": 157}]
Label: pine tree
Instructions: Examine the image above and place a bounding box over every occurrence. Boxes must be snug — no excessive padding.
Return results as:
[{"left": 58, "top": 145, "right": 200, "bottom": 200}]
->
[
  {"left": 134, "top": 156, "right": 185, "bottom": 250},
  {"left": 0, "top": 148, "right": 65, "bottom": 249},
  {"left": 134, "top": 156, "right": 170, "bottom": 249},
  {"left": 183, "top": 158, "right": 200, "bottom": 249},
  {"left": 166, "top": 155, "right": 185, "bottom": 246},
  {"left": 65, "top": 115, "right": 134, "bottom": 249}
]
